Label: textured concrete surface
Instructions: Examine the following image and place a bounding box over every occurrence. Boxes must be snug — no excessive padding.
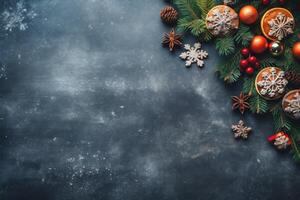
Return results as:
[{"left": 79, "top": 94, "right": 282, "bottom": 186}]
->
[{"left": 0, "top": 0, "right": 300, "bottom": 200}]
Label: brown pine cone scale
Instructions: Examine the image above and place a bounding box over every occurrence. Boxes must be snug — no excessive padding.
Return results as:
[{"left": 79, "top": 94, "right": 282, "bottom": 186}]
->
[
  {"left": 285, "top": 70, "right": 300, "bottom": 85},
  {"left": 160, "top": 6, "right": 178, "bottom": 25}
]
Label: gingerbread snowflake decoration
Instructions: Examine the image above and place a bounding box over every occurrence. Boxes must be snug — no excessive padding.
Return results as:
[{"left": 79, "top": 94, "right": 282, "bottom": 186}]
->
[
  {"left": 256, "top": 67, "right": 288, "bottom": 99},
  {"left": 283, "top": 91, "right": 300, "bottom": 120},
  {"left": 268, "top": 12, "right": 294, "bottom": 41},
  {"left": 206, "top": 5, "right": 239, "bottom": 36},
  {"left": 274, "top": 134, "right": 291, "bottom": 150},
  {"left": 231, "top": 120, "right": 252, "bottom": 139},
  {"left": 179, "top": 43, "right": 208, "bottom": 68},
  {"left": 268, "top": 132, "right": 291, "bottom": 150}
]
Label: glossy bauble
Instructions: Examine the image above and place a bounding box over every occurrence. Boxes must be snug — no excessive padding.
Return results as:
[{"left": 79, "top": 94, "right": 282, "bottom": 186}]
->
[
  {"left": 254, "top": 62, "right": 261, "bottom": 69},
  {"left": 246, "top": 67, "right": 255, "bottom": 75},
  {"left": 269, "top": 41, "right": 284, "bottom": 57},
  {"left": 262, "top": 0, "right": 270, "bottom": 5},
  {"left": 248, "top": 56, "right": 257, "bottom": 64},
  {"left": 250, "top": 36, "right": 268, "bottom": 54},
  {"left": 239, "top": 5, "right": 259, "bottom": 25},
  {"left": 240, "top": 59, "right": 249, "bottom": 69},
  {"left": 292, "top": 42, "right": 300, "bottom": 59},
  {"left": 241, "top": 48, "right": 250, "bottom": 58}
]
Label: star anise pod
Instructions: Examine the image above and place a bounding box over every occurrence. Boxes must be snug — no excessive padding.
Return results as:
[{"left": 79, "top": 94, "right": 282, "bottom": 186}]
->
[
  {"left": 162, "top": 28, "right": 182, "bottom": 51},
  {"left": 232, "top": 92, "right": 250, "bottom": 114}
]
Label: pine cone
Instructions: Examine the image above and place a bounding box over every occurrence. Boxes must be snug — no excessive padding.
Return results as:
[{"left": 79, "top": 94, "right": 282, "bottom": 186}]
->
[
  {"left": 285, "top": 70, "right": 300, "bottom": 85},
  {"left": 160, "top": 6, "right": 178, "bottom": 25}
]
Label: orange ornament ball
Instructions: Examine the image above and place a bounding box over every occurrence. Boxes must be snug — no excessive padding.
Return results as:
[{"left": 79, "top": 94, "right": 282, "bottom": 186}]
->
[
  {"left": 292, "top": 42, "right": 300, "bottom": 59},
  {"left": 239, "top": 5, "right": 259, "bottom": 25},
  {"left": 250, "top": 36, "right": 268, "bottom": 54}
]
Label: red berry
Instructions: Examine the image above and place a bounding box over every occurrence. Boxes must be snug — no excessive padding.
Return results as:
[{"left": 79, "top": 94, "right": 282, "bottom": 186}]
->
[
  {"left": 246, "top": 67, "right": 255, "bottom": 75},
  {"left": 255, "top": 61, "right": 260, "bottom": 69},
  {"left": 240, "top": 59, "right": 249, "bottom": 68},
  {"left": 248, "top": 56, "right": 257, "bottom": 64},
  {"left": 241, "top": 48, "right": 250, "bottom": 58},
  {"left": 262, "top": 0, "right": 270, "bottom": 5},
  {"left": 278, "top": 0, "right": 285, "bottom": 4}
]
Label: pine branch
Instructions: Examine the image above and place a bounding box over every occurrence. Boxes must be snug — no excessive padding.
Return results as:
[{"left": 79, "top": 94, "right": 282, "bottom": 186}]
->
[
  {"left": 249, "top": 92, "right": 269, "bottom": 114},
  {"left": 216, "top": 51, "right": 241, "bottom": 83},
  {"left": 290, "top": 127, "right": 300, "bottom": 162},
  {"left": 283, "top": 48, "right": 295, "bottom": 71},
  {"left": 233, "top": 24, "right": 253, "bottom": 46},
  {"left": 175, "top": 0, "right": 212, "bottom": 40},
  {"left": 202, "top": 31, "right": 213, "bottom": 41},
  {"left": 196, "top": 0, "right": 216, "bottom": 18},
  {"left": 215, "top": 37, "right": 235, "bottom": 56},
  {"left": 177, "top": 18, "right": 205, "bottom": 34},
  {"left": 242, "top": 77, "right": 256, "bottom": 96},
  {"left": 174, "top": 0, "right": 201, "bottom": 20},
  {"left": 189, "top": 19, "right": 206, "bottom": 36},
  {"left": 260, "top": 57, "right": 284, "bottom": 68},
  {"left": 271, "top": 104, "right": 292, "bottom": 131}
]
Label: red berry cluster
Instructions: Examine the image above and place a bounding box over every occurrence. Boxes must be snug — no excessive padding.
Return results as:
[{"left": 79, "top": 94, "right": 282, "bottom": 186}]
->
[
  {"left": 239, "top": 48, "right": 260, "bottom": 75},
  {"left": 261, "top": 0, "right": 285, "bottom": 5}
]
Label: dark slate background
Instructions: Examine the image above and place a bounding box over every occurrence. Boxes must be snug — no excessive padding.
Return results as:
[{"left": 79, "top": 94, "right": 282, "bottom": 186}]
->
[{"left": 0, "top": 0, "right": 300, "bottom": 199}]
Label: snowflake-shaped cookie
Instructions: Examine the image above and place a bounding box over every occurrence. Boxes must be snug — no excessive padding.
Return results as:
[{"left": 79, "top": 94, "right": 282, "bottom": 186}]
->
[
  {"left": 256, "top": 67, "right": 288, "bottom": 99},
  {"left": 283, "top": 91, "right": 300, "bottom": 119},
  {"left": 268, "top": 12, "right": 294, "bottom": 41},
  {"left": 268, "top": 131, "right": 291, "bottom": 150},
  {"left": 274, "top": 135, "right": 290, "bottom": 150},
  {"left": 231, "top": 120, "right": 252, "bottom": 139},
  {"left": 206, "top": 5, "right": 239, "bottom": 36},
  {"left": 179, "top": 43, "right": 208, "bottom": 68}
]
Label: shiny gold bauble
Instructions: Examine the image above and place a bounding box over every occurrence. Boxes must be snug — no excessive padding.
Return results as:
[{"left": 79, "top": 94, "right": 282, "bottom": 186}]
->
[
  {"left": 292, "top": 42, "right": 300, "bottom": 59},
  {"left": 239, "top": 5, "right": 258, "bottom": 25},
  {"left": 269, "top": 41, "right": 284, "bottom": 56},
  {"left": 250, "top": 35, "right": 268, "bottom": 54}
]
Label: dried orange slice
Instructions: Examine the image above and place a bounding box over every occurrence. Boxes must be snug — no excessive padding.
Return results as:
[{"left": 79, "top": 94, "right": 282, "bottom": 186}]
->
[{"left": 261, "top": 8, "right": 295, "bottom": 41}]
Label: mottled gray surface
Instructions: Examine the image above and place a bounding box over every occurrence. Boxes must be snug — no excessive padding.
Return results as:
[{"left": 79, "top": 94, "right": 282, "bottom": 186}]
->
[{"left": 0, "top": 0, "right": 300, "bottom": 200}]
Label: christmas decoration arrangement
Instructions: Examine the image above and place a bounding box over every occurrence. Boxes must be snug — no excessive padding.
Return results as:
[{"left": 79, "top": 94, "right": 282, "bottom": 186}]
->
[{"left": 160, "top": 0, "right": 300, "bottom": 161}]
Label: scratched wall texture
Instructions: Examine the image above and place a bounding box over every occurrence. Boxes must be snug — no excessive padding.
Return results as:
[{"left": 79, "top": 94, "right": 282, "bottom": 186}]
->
[{"left": 0, "top": 0, "right": 299, "bottom": 200}]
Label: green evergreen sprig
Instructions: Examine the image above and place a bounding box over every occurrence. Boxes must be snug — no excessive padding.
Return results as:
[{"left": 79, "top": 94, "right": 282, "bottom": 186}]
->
[{"left": 175, "top": 0, "right": 215, "bottom": 41}]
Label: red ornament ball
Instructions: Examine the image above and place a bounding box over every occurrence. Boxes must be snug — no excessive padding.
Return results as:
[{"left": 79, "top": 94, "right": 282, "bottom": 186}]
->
[
  {"left": 292, "top": 42, "right": 300, "bottom": 59},
  {"left": 246, "top": 67, "right": 255, "bottom": 75},
  {"left": 239, "top": 5, "right": 259, "bottom": 25},
  {"left": 250, "top": 35, "right": 268, "bottom": 54},
  {"left": 248, "top": 56, "right": 257, "bottom": 64},
  {"left": 262, "top": 0, "right": 270, "bottom": 5},
  {"left": 241, "top": 48, "right": 250, "bottom": 57},
  {"left": 254, "top": 61, "right": 260, "bottom": 69},
  {"left": 240, "top": 59, "right": 249, "bottom": 69}
]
